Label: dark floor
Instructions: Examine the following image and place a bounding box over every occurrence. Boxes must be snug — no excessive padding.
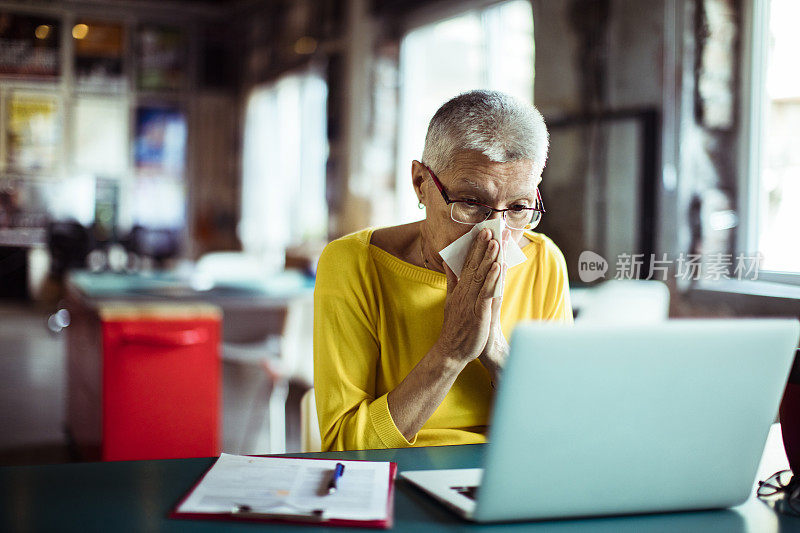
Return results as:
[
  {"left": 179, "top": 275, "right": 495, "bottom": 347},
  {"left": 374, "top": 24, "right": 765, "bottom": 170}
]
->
[{"left": 0, "top": 302, "right": 305, "bottom": 467}]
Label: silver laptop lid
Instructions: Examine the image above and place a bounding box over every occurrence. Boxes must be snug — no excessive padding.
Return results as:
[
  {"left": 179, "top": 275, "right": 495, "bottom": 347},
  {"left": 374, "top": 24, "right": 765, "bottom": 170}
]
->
[{"left": 475, "top": 319, "right": 800, "bottom": 522}]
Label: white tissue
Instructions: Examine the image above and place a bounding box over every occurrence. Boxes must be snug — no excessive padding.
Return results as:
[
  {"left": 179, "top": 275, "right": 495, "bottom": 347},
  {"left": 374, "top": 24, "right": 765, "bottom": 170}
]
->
[{"left": 438, "top": 218, "right": 528, "bottom": 297}]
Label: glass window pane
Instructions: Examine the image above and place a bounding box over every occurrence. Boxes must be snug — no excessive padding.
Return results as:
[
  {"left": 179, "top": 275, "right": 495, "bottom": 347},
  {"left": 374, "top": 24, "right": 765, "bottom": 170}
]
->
[
  {"left": 240, "top": 73, "right": 328, "bottom": 270},
  {"left": 395, "top": 0, "right": 534, "bottom": 224},
  {"left": 758, "top": 0, "right": 800, "bottom": 273}
]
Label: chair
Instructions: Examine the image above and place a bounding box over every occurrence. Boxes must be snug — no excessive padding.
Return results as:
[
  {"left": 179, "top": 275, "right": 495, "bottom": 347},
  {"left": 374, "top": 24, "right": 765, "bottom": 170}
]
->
[
  {"left": 125, "top": 225, "right": 181, "bottom": 268},
  {"left": 220, "top": 294, "right": 314, "bottom": 454},
  {"left": 47, "top": 219, "right": 93, "bottom": 279},
  {"left": 300, "top": 388, "right": 321, "bottom": 453},
  {"left": 220, "top": 303, "right": 288, "bottom": 454},
  {"left": 570, "top": 279, "right": 670, "bottom": 323},
  {"left": 196, "top": 251, "right": 314, "bottom": 454}
]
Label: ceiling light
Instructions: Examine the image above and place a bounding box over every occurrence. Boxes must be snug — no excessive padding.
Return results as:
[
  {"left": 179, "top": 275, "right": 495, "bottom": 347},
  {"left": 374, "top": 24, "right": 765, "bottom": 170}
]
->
[{"left": 72, "top": 23, "right": 89, "bottom": 40}]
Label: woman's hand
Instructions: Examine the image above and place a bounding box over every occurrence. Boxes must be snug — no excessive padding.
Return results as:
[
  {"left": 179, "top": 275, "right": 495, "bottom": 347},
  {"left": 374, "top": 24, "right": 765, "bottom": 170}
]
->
[
  {"left": 438, "top": 228, "right": 504, "bottom": 366},
  {"left": 478, "top": 232, "right": 510, "bottom": 386},
  {"left": 388, "top": 228, "right": 508, "bottom": 441},
  {"left": 477, "top": 277, "right": 509, "bottom": 387}
]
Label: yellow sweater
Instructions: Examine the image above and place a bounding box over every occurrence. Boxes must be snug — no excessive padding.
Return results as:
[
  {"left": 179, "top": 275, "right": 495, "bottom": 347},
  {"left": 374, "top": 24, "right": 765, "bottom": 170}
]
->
[{"left": 313, "top": 228, "right": 573, "bottom": 451}]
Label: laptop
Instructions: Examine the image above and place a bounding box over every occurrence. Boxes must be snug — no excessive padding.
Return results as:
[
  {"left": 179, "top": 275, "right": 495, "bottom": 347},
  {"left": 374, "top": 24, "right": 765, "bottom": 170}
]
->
[{"left": 401, "top": 319, "right": 800, "bottom": 523}]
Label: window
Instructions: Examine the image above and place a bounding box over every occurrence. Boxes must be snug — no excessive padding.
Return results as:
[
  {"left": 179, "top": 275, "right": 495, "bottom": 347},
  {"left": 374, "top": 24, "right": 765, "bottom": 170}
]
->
[
  {"left": 395, "top": 0, "right": 534, "bottom": 224},
  {"left": 239, "top": 72, "right": 328, "bottom": 271},
  {"left": 742, "top": 0, "right": 800, "bottom": 279}
]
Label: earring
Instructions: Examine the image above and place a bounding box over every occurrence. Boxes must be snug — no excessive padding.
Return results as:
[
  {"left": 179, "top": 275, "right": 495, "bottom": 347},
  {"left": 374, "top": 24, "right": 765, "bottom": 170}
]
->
[{"left": 418, "top": 201, "right": 425, "bottom": 210}]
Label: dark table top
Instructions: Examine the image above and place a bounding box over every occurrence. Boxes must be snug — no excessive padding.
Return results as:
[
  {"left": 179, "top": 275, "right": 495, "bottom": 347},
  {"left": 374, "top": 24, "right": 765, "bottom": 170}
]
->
[{"left": 2, "top": 442, "right": 799, "bottom": 533}]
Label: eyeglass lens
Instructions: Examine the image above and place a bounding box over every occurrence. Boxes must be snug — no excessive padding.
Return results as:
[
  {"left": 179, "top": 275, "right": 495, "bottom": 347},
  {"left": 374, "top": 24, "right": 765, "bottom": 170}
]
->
[
  {"left": 757, "top": 470, "right": 800, "bottom": 516},
  {"left": 450, "top": 203, "right": 542, "bottom": 230}
]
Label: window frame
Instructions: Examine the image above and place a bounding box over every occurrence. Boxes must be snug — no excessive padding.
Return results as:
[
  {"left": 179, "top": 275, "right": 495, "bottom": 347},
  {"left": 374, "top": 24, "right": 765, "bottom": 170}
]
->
[{"left": 738, "top": 0, "right": 800, "bottom": 287}]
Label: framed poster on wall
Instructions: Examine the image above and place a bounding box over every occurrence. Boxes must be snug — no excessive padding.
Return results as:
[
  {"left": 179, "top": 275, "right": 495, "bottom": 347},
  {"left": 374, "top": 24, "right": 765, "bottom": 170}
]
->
[
  {"left": 5, "top": 91, "right": 61, "bottom": 174},
  {"left": 72, "top": 96, "right": 128, "bottom": 176},
  {"left": 0, "top": 13, "right": 60, "bottom": 78},
  {"left": 134, "top": 105, "right": 187, "bottom": 176}
]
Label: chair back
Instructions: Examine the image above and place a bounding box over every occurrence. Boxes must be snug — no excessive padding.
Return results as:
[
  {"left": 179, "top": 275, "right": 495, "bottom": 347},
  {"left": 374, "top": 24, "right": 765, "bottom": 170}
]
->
[
  {"left": 571, "top": 279, "right": 669, "bottom": 323},
  {"left": 300, "top": 388, "right": 321, "bottom": 453}
]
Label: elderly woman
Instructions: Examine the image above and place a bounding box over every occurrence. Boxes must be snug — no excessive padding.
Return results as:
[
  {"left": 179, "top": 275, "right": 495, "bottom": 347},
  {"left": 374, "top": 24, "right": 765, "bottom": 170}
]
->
[{"left": 313, "top": 90, "right": 572, "bottom": 451}]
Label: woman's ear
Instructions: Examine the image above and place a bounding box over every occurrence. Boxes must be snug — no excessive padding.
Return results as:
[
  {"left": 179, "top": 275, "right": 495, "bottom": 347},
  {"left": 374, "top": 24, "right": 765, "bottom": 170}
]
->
[{"left": 411, "top": 160, "right": 428, "bottom": 205}]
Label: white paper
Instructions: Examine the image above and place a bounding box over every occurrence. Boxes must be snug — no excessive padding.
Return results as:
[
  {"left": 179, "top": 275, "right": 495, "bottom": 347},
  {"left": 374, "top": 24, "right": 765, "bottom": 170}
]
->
[
  {"left": 438, "top": 218, "right": 528, "bottom": 297},
  {"left": 177, "top": 454, "right": 391, "bottom": 521}
]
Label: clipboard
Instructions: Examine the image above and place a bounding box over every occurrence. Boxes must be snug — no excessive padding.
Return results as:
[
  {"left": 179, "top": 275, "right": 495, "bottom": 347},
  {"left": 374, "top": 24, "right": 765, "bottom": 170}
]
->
[{"left": 169, "top": 455, "right": 397, "bottom": 529}]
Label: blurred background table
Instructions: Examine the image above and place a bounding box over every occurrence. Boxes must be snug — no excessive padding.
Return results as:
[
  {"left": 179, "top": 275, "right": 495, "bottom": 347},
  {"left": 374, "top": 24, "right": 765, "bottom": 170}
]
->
[{"left": 65, "top": 268, "right": 316, "bottom": 458}]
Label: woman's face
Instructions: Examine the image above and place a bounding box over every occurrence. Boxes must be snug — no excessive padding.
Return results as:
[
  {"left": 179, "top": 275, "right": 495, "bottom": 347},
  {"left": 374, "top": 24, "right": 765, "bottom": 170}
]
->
[{"left": 413, "top": 150, "right": 542, "bottom": 255}]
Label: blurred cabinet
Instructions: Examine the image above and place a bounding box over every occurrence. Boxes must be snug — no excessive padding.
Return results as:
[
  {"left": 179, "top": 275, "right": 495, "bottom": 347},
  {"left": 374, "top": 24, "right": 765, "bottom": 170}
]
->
[{"left": 66, "top": 297, "right": 221, "bottom": 461}]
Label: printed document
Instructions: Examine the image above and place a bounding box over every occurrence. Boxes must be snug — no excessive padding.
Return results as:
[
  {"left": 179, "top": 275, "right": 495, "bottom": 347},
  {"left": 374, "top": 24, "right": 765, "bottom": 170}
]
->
[{"left": 177, "top": 454, "right": 391, "bottom": 521}]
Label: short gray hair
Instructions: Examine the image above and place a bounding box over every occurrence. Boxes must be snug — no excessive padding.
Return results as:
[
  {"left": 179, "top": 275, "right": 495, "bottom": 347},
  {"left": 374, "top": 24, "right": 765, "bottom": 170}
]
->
[{"left": 421, "top": 90, "right": 549, "bottom": 176}]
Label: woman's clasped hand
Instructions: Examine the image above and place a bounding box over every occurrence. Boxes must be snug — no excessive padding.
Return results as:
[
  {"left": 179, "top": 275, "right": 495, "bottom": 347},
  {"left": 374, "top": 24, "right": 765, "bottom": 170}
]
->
[{"left": 438, "top": 227, "right": 511, "bottom": 379}]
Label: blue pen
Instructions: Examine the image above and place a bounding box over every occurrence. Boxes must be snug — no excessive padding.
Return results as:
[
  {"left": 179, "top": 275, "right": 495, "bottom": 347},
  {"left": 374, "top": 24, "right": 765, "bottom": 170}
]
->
[{"left": 326, "top": 463, "right": 345, "bottom": 495}]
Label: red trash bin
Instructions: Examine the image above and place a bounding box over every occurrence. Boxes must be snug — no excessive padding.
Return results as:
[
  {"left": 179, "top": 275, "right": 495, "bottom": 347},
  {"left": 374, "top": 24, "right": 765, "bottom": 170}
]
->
[{"left": 68, "top": 302, "right": 221, "bottom": 461}]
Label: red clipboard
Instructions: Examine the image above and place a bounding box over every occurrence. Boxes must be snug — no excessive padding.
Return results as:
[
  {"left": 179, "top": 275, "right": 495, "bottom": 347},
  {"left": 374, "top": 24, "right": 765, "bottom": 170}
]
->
[{"left": 169, "top": 456, "right": 397, "bottom": 529}]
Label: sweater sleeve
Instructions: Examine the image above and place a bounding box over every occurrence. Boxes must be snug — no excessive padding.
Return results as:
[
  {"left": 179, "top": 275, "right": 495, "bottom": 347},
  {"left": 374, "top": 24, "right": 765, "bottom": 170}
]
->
[
  {"left": 540, "top": 235, "right": 574, "bottom": 324},
  {"left": 313, "top": 237, "right": 417, "bottom": 451}
]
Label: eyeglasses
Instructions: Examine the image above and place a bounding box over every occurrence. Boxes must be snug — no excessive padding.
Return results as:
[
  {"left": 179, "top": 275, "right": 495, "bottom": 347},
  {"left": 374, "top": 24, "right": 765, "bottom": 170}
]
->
[
  {"left": 757, "top": 469, "right": 800, "bottom": 516},
  {"left": 422, "top": 163, "right": 545, "bottom": 231}
]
